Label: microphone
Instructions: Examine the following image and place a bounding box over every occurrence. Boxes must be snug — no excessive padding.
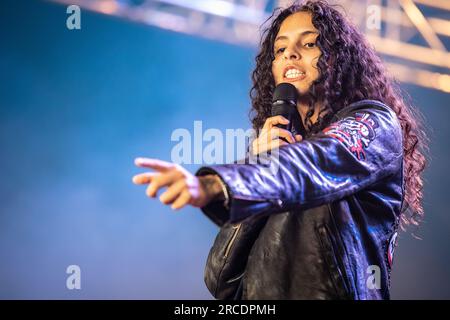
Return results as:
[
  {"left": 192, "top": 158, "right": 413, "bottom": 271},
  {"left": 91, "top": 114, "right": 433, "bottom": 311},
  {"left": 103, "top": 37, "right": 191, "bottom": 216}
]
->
[{"left": 271, "top": 83, "right": 305, "bottom": 140}]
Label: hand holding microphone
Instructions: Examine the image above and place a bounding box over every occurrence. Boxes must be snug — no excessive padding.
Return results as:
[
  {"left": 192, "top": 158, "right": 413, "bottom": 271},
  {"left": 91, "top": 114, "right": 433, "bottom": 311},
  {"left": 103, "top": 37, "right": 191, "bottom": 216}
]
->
[{"left": 251, "top": 83, "right": 304, "bottom": 156}]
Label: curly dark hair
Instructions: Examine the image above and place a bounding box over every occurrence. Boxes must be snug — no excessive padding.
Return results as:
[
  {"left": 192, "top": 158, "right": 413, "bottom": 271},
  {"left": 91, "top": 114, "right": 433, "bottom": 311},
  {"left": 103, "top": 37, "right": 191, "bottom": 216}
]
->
[{"left": 249, "top": 0, "right": 428, "bottom": 229}]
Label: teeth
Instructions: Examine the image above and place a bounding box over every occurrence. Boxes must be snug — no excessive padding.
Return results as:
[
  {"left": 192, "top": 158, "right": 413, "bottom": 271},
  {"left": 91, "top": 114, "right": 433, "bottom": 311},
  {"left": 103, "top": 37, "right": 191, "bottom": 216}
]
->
[{"left": 284, "top": 68, "right": 305, "bottom": 79}]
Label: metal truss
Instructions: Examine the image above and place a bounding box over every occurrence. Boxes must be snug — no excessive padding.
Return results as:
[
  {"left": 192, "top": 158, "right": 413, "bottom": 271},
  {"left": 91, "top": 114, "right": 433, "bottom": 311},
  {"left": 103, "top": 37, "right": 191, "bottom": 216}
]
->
[{"left": 49, "top": 0, "right": 450, "bottom": 93}]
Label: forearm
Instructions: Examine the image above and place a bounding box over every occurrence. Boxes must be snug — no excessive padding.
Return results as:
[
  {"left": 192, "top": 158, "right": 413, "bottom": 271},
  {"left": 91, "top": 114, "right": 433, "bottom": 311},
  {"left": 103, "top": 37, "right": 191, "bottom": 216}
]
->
[
  {"left": 196, "top": 103, "right": 403, "bottom": 224},
  {"left": 199, "top": 174, "right": 227, "bottom": 203},
  {"left": 196, "top": 172, "right": 233, "bottom": 226}
]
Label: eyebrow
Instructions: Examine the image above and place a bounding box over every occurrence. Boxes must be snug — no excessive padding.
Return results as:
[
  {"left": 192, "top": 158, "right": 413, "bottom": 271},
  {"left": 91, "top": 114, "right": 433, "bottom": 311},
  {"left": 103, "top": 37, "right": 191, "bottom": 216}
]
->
[{"left": 275, "top": 30, "right": 319, "bottom": 42}]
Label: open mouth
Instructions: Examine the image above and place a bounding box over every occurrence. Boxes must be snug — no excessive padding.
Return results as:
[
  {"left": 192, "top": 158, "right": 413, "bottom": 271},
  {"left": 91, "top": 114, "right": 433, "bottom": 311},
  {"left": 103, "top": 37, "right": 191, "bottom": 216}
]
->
[{"left": 283, "top": 66, "right": 306, "bottom": 81}]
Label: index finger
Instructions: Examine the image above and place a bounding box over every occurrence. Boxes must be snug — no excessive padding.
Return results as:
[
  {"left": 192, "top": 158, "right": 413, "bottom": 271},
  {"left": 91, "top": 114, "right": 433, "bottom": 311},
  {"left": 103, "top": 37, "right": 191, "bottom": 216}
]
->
[
  {"left": 134, "top": 157, "right": 175, "bottom": 172},
  {"left": 262, "top": 115, "right": 289, "bottom": 131}
]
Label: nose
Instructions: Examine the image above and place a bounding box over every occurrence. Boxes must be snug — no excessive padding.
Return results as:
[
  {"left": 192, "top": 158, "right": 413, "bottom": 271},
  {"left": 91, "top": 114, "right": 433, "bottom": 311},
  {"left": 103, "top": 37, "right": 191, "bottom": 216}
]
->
[{"left": 283, "top": 45, "right": 301, "bottom": 60}]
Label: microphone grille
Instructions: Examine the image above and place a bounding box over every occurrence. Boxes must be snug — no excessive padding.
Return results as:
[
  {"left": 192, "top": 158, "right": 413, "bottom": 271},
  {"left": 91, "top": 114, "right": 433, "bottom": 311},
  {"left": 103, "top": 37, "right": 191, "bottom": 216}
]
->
[{"left": 272, "top": 83, "right": 298, "bottom": 103}]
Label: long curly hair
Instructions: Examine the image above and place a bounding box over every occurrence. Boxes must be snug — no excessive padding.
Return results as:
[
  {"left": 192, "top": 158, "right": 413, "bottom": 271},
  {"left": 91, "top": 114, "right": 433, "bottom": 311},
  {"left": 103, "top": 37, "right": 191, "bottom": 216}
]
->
[{"left": 249, "top": 0, "right": 428, "bottom": 229}]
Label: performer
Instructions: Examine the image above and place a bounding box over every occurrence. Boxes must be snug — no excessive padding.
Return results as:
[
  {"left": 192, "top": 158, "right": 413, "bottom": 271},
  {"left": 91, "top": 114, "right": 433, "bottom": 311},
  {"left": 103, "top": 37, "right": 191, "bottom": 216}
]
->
[{"left": 132, "top": 0, "right": 427, "bottom": 299}]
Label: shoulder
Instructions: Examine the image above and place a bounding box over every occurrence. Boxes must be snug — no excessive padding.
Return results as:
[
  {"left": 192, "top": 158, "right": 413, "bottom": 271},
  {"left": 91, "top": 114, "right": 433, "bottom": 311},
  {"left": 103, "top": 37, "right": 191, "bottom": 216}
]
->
[
  {"left": 333, "top": 99, "right": 399, "bottom": 125},
  {"left": 330, "top": 99, "right": 401, "bottom": 134},
  {"left": 323, "top": 99, "right": 403, "bottom": 157}
]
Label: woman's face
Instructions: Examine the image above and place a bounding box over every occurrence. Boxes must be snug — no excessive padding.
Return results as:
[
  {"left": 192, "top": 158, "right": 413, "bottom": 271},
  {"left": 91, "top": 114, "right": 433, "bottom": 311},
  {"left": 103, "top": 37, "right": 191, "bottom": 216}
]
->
[{"left": 271, "top": 11, "right": 321, "bottom": 96}]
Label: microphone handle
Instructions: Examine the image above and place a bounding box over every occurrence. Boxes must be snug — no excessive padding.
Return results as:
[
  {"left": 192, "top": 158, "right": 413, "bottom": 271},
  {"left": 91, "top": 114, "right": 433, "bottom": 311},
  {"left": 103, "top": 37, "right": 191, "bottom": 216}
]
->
[{"left": 271, "top": 100, "right": 303, "bottom": 142}]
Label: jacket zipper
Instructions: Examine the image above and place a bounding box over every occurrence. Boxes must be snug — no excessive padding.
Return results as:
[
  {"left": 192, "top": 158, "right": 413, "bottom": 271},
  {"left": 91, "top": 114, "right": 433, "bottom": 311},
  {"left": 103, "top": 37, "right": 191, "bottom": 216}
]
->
[{"left": 224, "top": 224, "right": 242, "bottom": 258}]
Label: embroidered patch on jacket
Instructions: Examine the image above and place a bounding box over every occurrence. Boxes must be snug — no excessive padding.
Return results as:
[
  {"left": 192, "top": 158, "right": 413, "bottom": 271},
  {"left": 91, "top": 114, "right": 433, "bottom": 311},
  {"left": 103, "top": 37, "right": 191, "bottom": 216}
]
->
[
  {"left": 387, "top": 231, "right": 398, "bottom": 268},
  {"left": 323, "top": 112, "right": 379, "bottom": 160}
]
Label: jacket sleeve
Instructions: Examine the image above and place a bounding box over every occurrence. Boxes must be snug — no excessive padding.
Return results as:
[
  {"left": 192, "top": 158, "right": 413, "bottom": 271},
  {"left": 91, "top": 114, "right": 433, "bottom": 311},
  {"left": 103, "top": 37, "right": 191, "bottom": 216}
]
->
[{"left": 195, "top": 101, "right": 403, "bottom": 225}]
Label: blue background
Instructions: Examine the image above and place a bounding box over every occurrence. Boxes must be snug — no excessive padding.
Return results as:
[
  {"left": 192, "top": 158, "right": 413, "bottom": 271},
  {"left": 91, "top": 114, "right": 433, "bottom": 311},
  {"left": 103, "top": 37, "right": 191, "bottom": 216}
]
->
[{"left": 0, "top": 0, "right": 449, "bottom": 299}]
